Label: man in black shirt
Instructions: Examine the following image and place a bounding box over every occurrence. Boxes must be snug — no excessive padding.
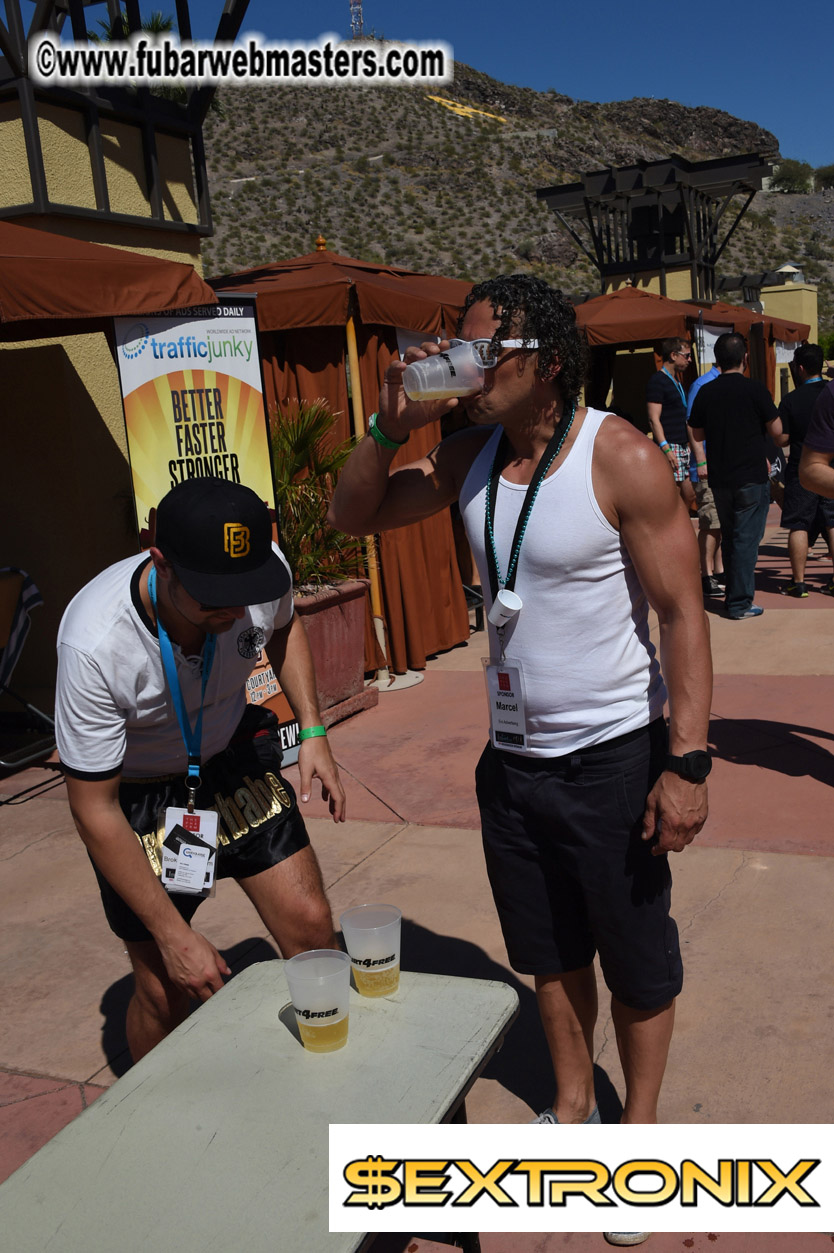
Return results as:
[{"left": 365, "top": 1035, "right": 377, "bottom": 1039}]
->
[
  {"left": 688, "top": 333, "right": 782, "bottom": 619},
  {"left": 646, "top": 337, "right": 696, "bottom": 508},
  {"left": 774, "top": 343, "right": 834, "bottom": 596}
]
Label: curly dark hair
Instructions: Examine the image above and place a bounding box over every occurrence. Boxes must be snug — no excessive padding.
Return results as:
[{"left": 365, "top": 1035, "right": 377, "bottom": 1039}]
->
[{"left": 458, "top": 274, "right": 587, "bottom": 405}]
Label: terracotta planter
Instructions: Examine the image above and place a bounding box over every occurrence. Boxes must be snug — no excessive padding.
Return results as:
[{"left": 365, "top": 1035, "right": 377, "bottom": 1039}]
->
[{"left": 294, "top": 579, "right": 378, "bottom": 726}]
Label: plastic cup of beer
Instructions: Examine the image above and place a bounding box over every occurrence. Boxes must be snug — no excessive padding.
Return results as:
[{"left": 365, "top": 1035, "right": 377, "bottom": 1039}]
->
[
  {"left": 339, "top": 904, "right": 402, "bottom": 997},
  {"left": 402, "top": 341, "right": 484, "bottom": 402},
  {"left": 284, "top": 949, "right": 351, "bottom": 1053}
]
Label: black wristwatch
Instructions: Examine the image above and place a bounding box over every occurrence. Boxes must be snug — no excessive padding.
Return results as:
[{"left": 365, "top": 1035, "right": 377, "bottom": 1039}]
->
[{"left": 666, "top": 750, "right": 712, "bottom": 782}]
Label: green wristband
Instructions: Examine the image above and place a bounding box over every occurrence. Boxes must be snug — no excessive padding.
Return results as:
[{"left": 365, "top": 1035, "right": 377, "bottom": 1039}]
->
[
  {"left": 697, "top": 461, "right": 707, "bottom": 467},
  {"left": 298, "top": 725, "right": 327, "bottom": 741},
  {"left": 368, "top": 412, "right": 408, "bottom": 450}
]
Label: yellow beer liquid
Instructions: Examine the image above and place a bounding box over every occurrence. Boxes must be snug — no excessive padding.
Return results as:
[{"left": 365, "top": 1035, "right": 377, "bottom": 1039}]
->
[
  {"left": 298, "top": 1014, "right": 349, "bottom": 1053},
  {"left": 404, "top": 386, "right": 478, "bottom": 402},
  {"left": 352, "top": 963, "right": 400, "bottom": 998}
]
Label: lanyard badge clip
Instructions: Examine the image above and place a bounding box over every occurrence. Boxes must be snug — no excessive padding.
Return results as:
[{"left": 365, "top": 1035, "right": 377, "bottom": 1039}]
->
[{"left": 186, "top": 757, "right": 202, "bottom": 814}]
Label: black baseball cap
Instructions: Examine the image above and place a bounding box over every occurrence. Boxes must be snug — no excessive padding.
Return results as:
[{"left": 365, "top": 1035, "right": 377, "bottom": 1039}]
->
[{"left": 154, "top": 479, "right": 290, "bottom": 606}]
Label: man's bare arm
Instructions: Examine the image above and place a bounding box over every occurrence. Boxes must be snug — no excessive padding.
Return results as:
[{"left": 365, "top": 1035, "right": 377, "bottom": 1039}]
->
[
  {"left": 688, "top": 430, "right": 708, "bottom": 480},
  {"left": 265, "top": 613, "right": 345, "bottom": 821},
  {"left": 327, "top": 343, "right": 489, "bottom": 536},
  {"left": 646, "top": 400, "right": 679, "bottom": 474},
  {"left": 65, "top": 774, "right": 230, "bottom": 996},
  {"left": 596, "top": 418, "right": 712, "bottom": 854}
]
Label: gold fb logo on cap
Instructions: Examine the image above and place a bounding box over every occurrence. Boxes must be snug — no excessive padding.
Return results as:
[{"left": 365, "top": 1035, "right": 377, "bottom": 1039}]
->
[{"left": 224, "top": 522, "right": 250, "bottom": 558}]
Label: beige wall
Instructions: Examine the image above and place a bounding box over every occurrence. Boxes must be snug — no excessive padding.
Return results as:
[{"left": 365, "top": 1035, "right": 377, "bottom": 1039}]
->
[
  {"left": 0, "top": 106, "right": 32, "bottom": 207},
  {"left": 1, "top": 335, "right": 138, "bottom": 708},
  {"left": 606, "top": 269, "right": 694, "bottom": 300},
  {"left": 1, "top": 113, "right": 205, "bottom": 707},
  {"left": 760, "top": 283, "right": 818, "bottom": 344}
]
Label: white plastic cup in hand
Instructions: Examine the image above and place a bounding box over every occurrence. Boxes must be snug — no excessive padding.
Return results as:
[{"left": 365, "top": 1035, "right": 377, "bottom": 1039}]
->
[
  {"left": 402, "top": 341, "right": 484, "bottom": 402},
  {"left": 488, "top": 589, "right": 523, "bottom": 627},
  {"left": 284, "top": 949, "right": 351, "bottom": 1052},
  {"left": 339, "top": 903, "right": 402, "bottom": 997}
]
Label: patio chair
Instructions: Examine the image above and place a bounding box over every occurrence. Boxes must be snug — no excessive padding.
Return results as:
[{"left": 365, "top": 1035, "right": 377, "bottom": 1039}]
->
[{"left": 0, "top": 568, "right": 56, "bottom": 771}]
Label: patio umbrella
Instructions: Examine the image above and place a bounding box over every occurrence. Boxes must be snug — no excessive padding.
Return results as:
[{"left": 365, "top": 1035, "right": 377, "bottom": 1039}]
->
[{"left": 0, "top": 219, "right": 216, "bottom": 336}]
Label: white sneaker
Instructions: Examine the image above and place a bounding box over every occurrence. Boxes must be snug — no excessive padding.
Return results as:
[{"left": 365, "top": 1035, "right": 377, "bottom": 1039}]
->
[
  {"left": 604, "top": 1237, "right": 651, "bottom": 1247},
  {"left": 529, "top": 1105, "right": 601, "bottom": 1124}
]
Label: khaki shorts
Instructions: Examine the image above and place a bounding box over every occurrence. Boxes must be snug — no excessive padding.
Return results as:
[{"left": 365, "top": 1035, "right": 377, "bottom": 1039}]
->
[{"left": 694, "top": 480, "right": 720, "bottom": 530}]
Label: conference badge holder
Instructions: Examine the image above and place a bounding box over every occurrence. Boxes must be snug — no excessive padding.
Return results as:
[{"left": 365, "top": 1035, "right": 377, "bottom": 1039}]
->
[
  {"left": 482, "top": 656, "right": 528, "bottom": 752},
  {"left": 160, "top": 807, "right": 218, "bottom": 898}
]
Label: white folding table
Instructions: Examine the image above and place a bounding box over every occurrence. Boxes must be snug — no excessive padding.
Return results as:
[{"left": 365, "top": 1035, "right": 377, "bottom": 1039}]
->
[{"left": 0, "top": 962, "right": 519, "bottom": 1253}]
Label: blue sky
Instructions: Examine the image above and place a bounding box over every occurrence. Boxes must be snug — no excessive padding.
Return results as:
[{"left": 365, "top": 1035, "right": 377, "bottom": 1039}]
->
[{"left": 190, "top": 0, "right": 831, "bottom": 169}]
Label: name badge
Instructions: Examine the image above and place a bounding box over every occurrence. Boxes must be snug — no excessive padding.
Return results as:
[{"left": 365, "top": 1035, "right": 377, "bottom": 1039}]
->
[
  {"left": 161, "top": 807, "right": 218, "bottom": 897},
  {"left": 482, "top": 659, "right": 528, "bottom": 751}
]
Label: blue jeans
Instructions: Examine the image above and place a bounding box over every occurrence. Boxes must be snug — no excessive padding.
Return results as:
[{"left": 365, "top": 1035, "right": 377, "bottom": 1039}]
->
[{"left": 712, "top": 481, "right": 770, "bottom": 616}]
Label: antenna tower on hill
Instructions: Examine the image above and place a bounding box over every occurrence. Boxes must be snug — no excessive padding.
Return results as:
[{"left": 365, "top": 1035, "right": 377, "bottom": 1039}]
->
[{"left": 349, "top": 0, "right": 363, "bottom": 40}]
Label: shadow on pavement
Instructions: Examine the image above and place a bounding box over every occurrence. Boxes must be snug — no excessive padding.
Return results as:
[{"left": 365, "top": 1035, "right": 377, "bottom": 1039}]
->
[
  {"left": 709, "top": 717, "right": 834, "bottom": 785},
  {"left": 99, "top": 936, "right": 281, "bottom": 1077},
  {"left": 99, "top": 924, "right": 623, "bottom": 1122},
  {"left": 401, "top": 918, "right": 622, "bottom": 1124}
]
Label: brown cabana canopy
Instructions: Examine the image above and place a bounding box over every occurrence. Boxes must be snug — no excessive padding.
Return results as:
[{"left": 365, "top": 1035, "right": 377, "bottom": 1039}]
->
[
  {"left": 210, "top": 250, "right": 473, "bottom": 675},
  {"left": 575, "top": 285, "right": 810, "bottom": 349},
  {"left": 0, "top": 220, "right": 216, "bottom": 337},
  {"left": 574, "top": 286, "right": 694, "bottom": 346},
  {"left": 575, "top": 286, "right": 810, "bottom": 406},
  {"left": 683, "top": 297, "right": 810, "bottom": 343}
]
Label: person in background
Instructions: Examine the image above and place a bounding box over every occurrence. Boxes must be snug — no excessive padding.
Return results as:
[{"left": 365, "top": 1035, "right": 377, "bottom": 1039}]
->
[
  {"left": 688, "top": 333, "right": 781, "bottom": 620},
  {"left": 686, "top": 362, "right": 724, "bottom": 598},
  {"left": 774, "top": 344, "right": 834, "bottom": 596},
  {"left": 646, "top": 338, "right": 696, "bottom": 511}
]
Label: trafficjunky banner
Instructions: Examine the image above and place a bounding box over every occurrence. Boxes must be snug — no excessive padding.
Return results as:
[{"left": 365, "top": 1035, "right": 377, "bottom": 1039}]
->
[{"left": 115, "top": 296, "right": 273, "bottom": 545}]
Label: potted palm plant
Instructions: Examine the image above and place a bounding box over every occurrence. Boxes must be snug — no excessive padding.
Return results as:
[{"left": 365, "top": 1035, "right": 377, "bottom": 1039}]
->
[{"left": 270, "top": 399, "right": 377, "bottom": 725}]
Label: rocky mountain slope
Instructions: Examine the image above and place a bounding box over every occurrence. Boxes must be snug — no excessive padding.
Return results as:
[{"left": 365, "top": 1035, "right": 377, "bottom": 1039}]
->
[{"left": 201, "top": 61, "right": 833, "bottom": 334}]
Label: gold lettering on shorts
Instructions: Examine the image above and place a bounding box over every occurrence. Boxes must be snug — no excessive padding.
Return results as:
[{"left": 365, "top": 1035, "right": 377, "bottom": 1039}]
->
[
  {"left": 265, "top": 772, "right": 292, "bottom": 808},
  {"left": 213, "top": 791, "right": 247, "bottom": 843},
  {"left": 234, "top": 786, "right": 267, "bottom": 827},
  {"left": 135, "top": 822, "right": 165, "bottom": 877},
  {"left": 244, "top": 774, "right": 281, "bottom": 820}
]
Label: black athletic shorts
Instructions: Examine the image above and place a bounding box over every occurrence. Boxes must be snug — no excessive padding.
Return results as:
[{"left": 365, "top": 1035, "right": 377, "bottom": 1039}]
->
[
  {"left": 781, "top": 466, "right": 834, "bottom": 536},
  {"left": 94, "top": 706, "right": 310, "bottom": 942},
  {"left": 475, "top": 717, "right": 682, "bottom": 1011}
]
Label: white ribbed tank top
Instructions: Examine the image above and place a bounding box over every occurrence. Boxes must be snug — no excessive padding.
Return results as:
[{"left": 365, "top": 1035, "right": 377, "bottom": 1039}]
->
[{"left": 460, "top": 408, "right": 666, "bottom": 756}]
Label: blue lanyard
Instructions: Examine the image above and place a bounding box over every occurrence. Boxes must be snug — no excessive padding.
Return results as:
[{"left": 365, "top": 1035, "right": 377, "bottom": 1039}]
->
[
  {"left": 663, "top": 367, "right": 687, "bottom": 409},
  {"left": 147, "top": 566, "right": 216, "bottom": 790}
]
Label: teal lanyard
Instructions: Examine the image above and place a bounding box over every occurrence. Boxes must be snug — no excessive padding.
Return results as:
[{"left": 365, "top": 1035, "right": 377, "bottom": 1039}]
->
[
  {"left": 148, "top": 566, "right": 216, "bottom": 799},
  {"left": 484, "top": 405, "right": 576, "bottom": 602},
  {"left": 663, "top": 367, "right": 687, "bottom": 409}
]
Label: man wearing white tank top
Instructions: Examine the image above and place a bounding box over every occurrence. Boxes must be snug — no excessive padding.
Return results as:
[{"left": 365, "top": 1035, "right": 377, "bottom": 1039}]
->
[{"left": 330, "top": 276, "right": 712, "bottom": 1137}]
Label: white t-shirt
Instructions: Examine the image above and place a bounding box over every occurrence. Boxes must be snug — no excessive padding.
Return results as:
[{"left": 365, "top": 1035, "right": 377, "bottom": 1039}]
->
[{"left": 56, "top": 549, "right": 293, "bottom": 779}]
